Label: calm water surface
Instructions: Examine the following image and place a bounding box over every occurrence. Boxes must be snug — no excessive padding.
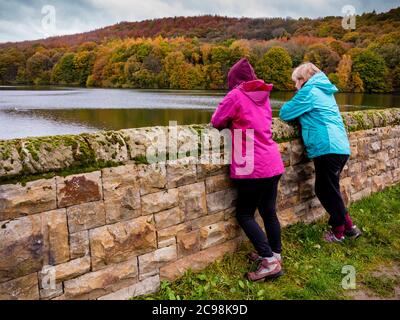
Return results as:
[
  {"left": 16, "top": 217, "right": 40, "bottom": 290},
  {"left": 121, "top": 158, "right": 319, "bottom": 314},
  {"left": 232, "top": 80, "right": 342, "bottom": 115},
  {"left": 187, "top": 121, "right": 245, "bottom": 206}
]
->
[{"left": 1, "top": 86, "right": 399, "bottom": 139}]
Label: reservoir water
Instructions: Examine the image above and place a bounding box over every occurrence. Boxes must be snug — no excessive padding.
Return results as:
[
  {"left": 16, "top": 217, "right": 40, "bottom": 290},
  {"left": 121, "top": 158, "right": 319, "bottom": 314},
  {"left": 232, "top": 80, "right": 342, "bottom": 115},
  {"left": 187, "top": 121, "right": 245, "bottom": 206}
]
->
[{"left": 1, "top": 86, "right": 399, "bottom": 139}]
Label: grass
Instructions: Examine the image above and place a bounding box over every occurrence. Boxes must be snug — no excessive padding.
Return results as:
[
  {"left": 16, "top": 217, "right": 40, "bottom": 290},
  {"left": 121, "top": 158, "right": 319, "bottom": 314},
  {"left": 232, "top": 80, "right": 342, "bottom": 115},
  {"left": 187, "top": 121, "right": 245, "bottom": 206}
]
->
[
  {"left": 134, "top": 184, "right": 400, "bottom": 300},
  {"left": 362, "top": 275, "right": 400, "bottom": 298}
]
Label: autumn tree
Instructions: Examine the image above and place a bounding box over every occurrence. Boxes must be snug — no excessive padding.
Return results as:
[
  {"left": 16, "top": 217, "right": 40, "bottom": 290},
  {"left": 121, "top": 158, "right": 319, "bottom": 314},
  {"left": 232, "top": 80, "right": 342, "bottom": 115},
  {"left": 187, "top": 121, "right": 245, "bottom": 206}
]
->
[
  {"left": 336, "top": 54, "right": 352, "bottom": 92},
  {"left": 271, "top": 27, "right": 289, "bottom": 39},
  {"left": 163, "top": 51, "right": 205, "bottom": 89},
  {"left": 283, "top": 42, "right": 306, "bottom": 67},
  {"left": 328, "top": 40, "right": 349, "bottom": 56},
  {"left": 201, "top": 44, "right": 225, "bottom": 89},
  {"left": 0, "top": 48, "right": 25, "bottom": 84},
  {"left": 369, "top": 32, "right": 400, "bottom": 91},
  {"left": 102, "top": 61, "right": 126, "bottom": 87},
  {"left": 89, "top": 47, "right": 112, "bottom": 87},
  {"left": 352, "top": 50, "right": 390, "bottom": 93},
  {"left": 304, "top": 43, "right": 340, "bottom": 74},
  {"left": 73, "top": 51, "right": 95, "bottom": 86},
  {"left": 392, "top": 66, "right": 400, "bottom": 90},
  {"left": 256, "top": 47, "right": 293, "bottom": 90},
  {"left": 51, "top": 53, "right": 79, "bottom": 84},
  {"left": 351, "top": 72, "right": 364, "bottom": 93},
  {"left": 209, "top": 44, "right": 247, "bottom": 84},
  {"left": 341, "top": 32, "right": 360, "bottom": 44},
  {"left": 124, "top": 55, "right": 156, "bottom": 88},
  {"left": 26, "top": 52, "right": 52, "bottom": 84}
]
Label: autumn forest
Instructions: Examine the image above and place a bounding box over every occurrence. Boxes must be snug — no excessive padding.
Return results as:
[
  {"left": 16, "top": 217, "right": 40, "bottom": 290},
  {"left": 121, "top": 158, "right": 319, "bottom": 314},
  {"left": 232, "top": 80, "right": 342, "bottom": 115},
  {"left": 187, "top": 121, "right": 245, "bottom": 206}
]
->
[{"left": 0, "top": 7, "right": 399, "bottom": 93}]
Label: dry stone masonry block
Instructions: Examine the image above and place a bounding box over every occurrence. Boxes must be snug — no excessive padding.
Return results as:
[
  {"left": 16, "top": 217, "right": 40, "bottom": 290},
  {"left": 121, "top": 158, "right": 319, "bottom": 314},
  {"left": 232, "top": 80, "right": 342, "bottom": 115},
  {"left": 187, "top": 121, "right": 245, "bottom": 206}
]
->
[
  {"left": 121, "top": 126, "right": 168, "bottom": 160},
  {"left": 137, "top": 163, "right": 167, "bottom": 195},
  {"left": 166, "top": 157, "right": 197, "bottom": 188},
  {"left": 57, "top": 172, "right": 102, "bottom": 208},
  {"left": 141, "top": 189, "right": 179, "bottom": 215},
  {"left": 89, "top": 215, "right": 156, "bottom": 271},
  {"left": 97, "top": 275, "right": 160, "bottom": 300},
  {"left": 178, "top": 182, "right": 207, "bottom": 220},
  {"left": 0, "top": 109, "right": 399, "bottom": 299},
  {"left": 86, "top": 131, "right": 129, "bottom": 163},
  {"left": 69, "top": 230, "right": 90, "bottom": 259},
  {"left": 154, "top": 207, "right": 185, "bottom": 229},
  {"left": 0, "top": 178, "right": 56, "bottom": 221},
  {"left": 160, "top": 238, "right": 241, "bottom": 282},
  {"left": 41, "top": 208, "right": 70, "bottom": 266},
  {"left": 206, "top": 188, "right": 237, "bottom": 214},
  {"left": 62, "top": 258, "right": 138, "bottom": 299},
  {"left": 67, "top": 201, "right": 106, "bottom": 233},
  {"left": 138, "top": 245, "right": 177, "bottom": 280},
  {"left": 0, "top": 273, "right": 39, "bottom": 300},
  {"left": 0, "top": 215, "right": 43, "bottom": 283},
  {"left": 102, "top": 165, "right": 142, "bottom": 223}
]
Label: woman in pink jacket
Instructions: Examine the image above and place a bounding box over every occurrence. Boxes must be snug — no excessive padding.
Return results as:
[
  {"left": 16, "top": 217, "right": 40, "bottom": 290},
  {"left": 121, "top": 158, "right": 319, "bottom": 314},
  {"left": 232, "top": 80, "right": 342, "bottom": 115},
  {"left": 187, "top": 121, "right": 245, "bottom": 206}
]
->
[{"left": 211, "top": 58, "right": 285, "bottom": 281}]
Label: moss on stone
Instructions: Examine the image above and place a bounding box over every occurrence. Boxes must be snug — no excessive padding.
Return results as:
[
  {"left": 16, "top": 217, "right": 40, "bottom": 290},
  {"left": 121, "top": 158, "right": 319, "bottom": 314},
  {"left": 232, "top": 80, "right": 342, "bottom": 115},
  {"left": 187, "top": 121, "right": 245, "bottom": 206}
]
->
[
  {"left": 344, "top": 109, "right": 399, "bottom": 132},
  {"left": 104, "top": 132, "right": 123, "bottom": 146},
  {"left": 70, "top": 133, "right": 97, "bottom": 165},
  {"left": 133, "top": 155, "right": 150, "bottom": 165},
  {"left": 0, "top": 160, "right": 122, "bottom": 186},
  {"left": 190, "top": 124, "right": 208, "bottom": 137},
  {"left": 273, "top": 136, "right": 298, "bottom": 143},
  {"left": 1, "top": 108, "right": 399, "bottom": 184},
  {"left": 0, "top": 140, "right": 15, "bottom": 161},
  {"left": 18, "top": 134, "right": 97, "bottom": 166},
  {"left": 354, "top": 112, "right": 369, "bottom": 130},
  {"left": 24, "top": 141, "right": 40, "bottom": 161},
  {"left": 375, "top": 111, "right": 387, "bottom": 127}
]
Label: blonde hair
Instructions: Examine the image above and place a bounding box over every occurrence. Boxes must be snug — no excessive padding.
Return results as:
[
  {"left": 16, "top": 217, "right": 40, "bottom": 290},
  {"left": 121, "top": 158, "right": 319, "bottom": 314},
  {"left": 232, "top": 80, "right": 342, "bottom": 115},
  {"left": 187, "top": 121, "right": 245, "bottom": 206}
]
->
[{"left": 292, "top": 62, "right": 321, "bottom": 82}]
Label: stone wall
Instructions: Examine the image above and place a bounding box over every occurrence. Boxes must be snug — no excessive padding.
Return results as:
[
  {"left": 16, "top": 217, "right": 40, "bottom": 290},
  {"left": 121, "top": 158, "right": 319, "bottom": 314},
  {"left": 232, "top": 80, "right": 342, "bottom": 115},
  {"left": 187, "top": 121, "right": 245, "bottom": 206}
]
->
[{"left": 0, "top": 109, "right": 400, "bottom": 300}]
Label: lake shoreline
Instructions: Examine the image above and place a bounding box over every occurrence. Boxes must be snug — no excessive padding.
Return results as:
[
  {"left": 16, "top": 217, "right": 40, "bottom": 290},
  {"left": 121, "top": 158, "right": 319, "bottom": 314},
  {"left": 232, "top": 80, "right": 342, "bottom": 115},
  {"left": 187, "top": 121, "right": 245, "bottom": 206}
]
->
[
  {"left": 1, "top": 87, "right": 400, "bottom": 139},
  {"left": 2, "top": 84, "right": 400, "bottom": 95}
]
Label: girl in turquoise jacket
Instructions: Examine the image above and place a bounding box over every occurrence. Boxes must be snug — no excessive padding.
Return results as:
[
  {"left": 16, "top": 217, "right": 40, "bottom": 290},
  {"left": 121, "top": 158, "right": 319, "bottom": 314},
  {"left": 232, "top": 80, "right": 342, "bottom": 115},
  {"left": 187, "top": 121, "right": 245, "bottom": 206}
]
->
[{"left": 280, "top": 62, "right": 362, "bottom": 242}]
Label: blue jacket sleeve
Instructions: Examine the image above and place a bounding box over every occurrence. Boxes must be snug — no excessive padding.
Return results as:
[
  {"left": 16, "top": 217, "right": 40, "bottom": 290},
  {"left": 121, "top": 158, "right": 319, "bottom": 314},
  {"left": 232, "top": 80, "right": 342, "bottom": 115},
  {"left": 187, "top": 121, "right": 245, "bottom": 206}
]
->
[{"left": 279, "top": 86, "right": 314, "bottom": 121}]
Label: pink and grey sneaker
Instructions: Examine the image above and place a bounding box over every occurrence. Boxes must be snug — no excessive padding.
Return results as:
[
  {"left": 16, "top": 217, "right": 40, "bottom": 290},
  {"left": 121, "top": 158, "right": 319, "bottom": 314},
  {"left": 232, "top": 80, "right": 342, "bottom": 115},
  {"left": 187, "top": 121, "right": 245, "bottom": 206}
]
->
[
  {"left": 247, "top": 256, "right": 283, "bottom": 282},
  {"left": 323, "top": 230, "right": 345, "bottom": 243}
]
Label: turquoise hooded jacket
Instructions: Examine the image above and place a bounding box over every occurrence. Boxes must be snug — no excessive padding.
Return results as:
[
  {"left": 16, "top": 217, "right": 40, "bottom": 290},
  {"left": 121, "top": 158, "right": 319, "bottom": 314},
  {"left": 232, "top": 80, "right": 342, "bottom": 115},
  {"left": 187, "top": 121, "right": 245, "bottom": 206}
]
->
[{"left": 279, "top": 72, "right": 351, "bottom": 159}]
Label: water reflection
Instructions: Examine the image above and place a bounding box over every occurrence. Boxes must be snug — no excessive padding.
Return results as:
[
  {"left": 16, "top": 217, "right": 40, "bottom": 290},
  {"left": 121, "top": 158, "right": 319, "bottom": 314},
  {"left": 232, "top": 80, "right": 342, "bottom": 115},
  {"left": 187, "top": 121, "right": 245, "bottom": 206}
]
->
[
  {"left": 7, "top": 108, "right": 214, "bottom": 131},
  {"left": 0, "top": 87, "right": 399, "bottom": 140}
]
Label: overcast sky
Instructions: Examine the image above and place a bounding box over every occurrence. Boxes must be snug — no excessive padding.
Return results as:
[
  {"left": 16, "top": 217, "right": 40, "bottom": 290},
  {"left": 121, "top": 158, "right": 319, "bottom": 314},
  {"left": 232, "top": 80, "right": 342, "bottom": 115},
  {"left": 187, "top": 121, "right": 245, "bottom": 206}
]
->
[{"left": 0, "top": 0, "right": 399, "bottom": 43}]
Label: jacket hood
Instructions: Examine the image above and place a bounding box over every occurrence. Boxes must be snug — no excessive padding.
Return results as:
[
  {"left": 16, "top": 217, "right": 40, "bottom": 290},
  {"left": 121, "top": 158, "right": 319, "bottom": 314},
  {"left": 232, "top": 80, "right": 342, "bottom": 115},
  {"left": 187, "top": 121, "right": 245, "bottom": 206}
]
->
[
  {"left": 304, "top": 72, "right": 338, "bottom": 94},
  {"left": 227, "top": 58, "right": 257, "bottom": 90},
  {"left": 238, "top": 79, "right": 273, "bottom": 106}
]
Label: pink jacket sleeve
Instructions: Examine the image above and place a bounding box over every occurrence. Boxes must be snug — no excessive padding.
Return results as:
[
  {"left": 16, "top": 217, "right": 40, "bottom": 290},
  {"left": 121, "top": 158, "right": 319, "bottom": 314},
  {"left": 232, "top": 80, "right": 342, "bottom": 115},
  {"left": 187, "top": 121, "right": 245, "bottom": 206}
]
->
[{"left": 211, "top": 91, "right": 238, "bottom": 130}]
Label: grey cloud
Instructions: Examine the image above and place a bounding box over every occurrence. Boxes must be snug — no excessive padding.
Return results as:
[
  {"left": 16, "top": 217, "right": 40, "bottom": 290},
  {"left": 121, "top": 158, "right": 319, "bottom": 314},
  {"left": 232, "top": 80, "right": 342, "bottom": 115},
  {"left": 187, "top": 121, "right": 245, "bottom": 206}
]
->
[{"left": 0, "top": 0, "right": 399, "bottom": 42}]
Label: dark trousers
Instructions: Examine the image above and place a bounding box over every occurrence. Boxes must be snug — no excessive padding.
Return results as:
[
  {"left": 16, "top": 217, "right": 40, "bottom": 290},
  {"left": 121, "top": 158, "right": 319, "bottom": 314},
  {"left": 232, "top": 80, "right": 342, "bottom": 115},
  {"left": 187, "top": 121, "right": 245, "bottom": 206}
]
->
[
  {"left": 233, "top": 175, "right": 282, "bottom": 257},
  {"left": 313, "top": 154, "right": 349, "bottom": 227}
]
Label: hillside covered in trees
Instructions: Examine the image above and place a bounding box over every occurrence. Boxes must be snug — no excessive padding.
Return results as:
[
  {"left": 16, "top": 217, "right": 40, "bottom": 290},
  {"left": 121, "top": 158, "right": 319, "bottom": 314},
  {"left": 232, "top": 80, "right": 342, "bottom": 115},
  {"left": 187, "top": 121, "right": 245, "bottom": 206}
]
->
[{"left": 0, "top": 7, "right": 399, "bottom": 92}]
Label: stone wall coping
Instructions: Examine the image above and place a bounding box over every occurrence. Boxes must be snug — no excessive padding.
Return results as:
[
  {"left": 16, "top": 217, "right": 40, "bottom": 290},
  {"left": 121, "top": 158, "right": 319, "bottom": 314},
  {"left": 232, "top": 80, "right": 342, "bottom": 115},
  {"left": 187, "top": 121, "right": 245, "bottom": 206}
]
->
[{"left": 1, "top": 108, "right": 399, "bottom": 182}]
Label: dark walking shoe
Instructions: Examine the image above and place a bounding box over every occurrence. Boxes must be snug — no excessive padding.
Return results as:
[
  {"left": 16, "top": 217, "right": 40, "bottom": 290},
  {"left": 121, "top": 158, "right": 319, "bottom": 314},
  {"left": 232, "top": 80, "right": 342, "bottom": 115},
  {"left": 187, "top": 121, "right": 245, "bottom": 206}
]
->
[
  {"left": 246, "top": 257, "right": 283, "bottom": 282},
  {"left": 248, "top": 252, "right": 262, "bottom": 262},
  {"left": 344, "top": 225, "right": 362, "bottom": 239},
  {"left": 248, "top": 252, "right": 282, "bottom": 264},
  {"left": 323, "top": 230, "right": 345, "bottom": 243}
]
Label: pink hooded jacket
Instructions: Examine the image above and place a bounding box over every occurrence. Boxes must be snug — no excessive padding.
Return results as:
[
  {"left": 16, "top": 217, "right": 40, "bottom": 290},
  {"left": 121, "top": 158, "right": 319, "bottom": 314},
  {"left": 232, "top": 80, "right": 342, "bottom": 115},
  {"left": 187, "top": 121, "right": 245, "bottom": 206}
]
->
[{"left": 211, "top": 58, "right": 285, "bottom": 179}]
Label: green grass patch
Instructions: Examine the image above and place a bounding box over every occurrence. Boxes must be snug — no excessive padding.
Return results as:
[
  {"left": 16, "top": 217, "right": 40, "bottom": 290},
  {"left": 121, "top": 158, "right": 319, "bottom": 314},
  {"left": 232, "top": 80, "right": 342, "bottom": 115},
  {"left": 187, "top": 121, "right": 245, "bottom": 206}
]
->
[
  {"left": 133, "top": 184, "right": 400, "bottom": 300},
  {"left": 362, "top": 275, "right": 400, "bottom": 298}
]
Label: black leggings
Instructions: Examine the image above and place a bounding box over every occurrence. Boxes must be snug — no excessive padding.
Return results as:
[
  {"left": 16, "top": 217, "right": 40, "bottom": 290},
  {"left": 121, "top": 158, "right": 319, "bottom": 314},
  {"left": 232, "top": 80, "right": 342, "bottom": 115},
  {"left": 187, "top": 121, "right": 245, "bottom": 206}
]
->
[
  {"left": 233, "top": 175, "right": 282, "bottom": 258},
  {"left": 313, "top": 154, "right": 349, "bottom": 227}
]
